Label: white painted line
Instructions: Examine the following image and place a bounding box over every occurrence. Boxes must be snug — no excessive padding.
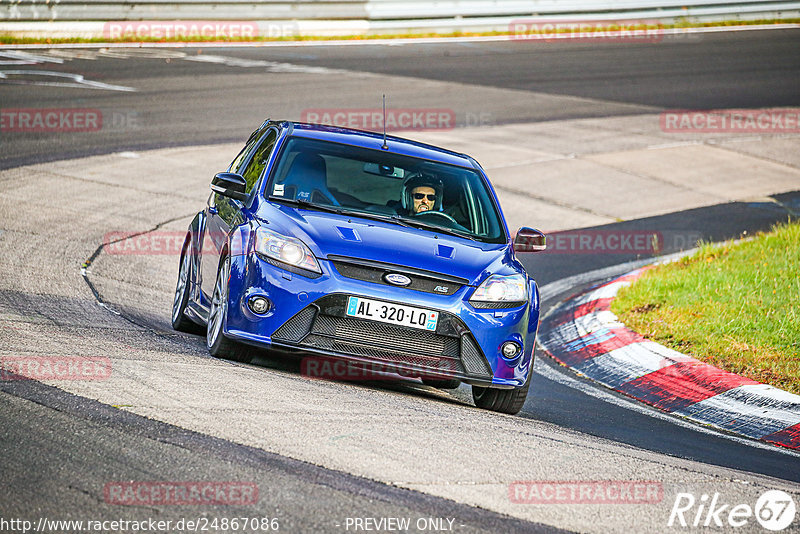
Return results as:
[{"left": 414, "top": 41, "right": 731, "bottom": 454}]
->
[
  {"left": 183, "top": 54, "right": 275, "bottom": 67},
  {"left": 181, "top": 54, "right": 346, "bottom": 74},
  {"left": 647, "top": 141, "right": 701, "bottom": 150},
  {"left": 96, "top": 48, "right": 187, "bottom": 60},
  {"left": 38, "top": 49, "right": 101, "bottom": 60},
  {"left": 0, "top": 50, "right": 64, "bottom": 64},
  {"left": 0, "top": 70, "right": 136, "bottom": 92}
]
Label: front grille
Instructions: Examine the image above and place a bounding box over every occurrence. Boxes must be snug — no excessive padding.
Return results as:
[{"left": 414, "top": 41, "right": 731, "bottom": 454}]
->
[
  {"left": 329, "top": 255, "right": 467, "bottom": 296},
  {"left": 460, "top": 335, "right": 493, "bottom": 376},
  {"left": 272, "top": 306, "right": 316, "bottom": 342},
  {"left": 312, "top": 315, "right": 457, "bottom": 358},
  {"left": 303, "top": 335, "right": 463, "bottom": 374},
  {"left": 272, "top": 295, "right": 491, "bottom": 379}
]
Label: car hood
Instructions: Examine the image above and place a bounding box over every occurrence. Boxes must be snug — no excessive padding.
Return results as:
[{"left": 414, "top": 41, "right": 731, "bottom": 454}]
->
[{"left": 262, "top": 206, "right": 511, "bottom": 285}]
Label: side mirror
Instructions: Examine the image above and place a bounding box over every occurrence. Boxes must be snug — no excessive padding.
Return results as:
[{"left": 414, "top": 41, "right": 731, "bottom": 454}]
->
[
  {"left": 211, "top": 172, "right": 248, "bottom": 202},
  {"left": 513, "top": 227, "right": 546, "bottom": 253}
]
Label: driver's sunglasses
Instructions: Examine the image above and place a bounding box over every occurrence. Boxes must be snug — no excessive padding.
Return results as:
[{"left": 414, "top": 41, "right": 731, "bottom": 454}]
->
[{"left": 413, "top": 193, "right": 437, "bottom": 201}]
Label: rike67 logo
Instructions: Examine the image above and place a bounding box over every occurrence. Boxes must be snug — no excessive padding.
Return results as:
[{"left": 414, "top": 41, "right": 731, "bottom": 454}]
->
[{"left": 668, "top": 490, "right": 796, "bottom": 531}]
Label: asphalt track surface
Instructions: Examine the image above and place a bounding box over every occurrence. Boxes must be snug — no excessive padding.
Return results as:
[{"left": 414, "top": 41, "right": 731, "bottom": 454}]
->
[{"left": 1, "top": 29, "right": 800, "bottom": 533}]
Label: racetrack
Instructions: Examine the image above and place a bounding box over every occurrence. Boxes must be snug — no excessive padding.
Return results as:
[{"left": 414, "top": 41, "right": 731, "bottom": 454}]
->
[{"left": 1, "top": 29, "right": 800, "bottom": 533}]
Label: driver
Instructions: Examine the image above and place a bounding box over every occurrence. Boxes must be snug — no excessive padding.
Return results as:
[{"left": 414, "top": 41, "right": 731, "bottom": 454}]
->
[
  {"left": 401, "top": 173, "right": 443, "bottom": 215},
  {"left": 412, "top": 185, "right": 436, "bottom": 214}
]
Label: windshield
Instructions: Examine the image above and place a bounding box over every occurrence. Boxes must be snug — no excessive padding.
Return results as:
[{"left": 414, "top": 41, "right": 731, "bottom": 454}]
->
[{"left": 265, "top": 137, "right": 507, "bottom": 243}]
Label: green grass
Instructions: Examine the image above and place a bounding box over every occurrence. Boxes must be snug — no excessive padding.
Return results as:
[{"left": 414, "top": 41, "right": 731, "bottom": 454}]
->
[
  {"left": 611, "top": 220, "right": 800, "bottom": 394},
  {"left": 1, "top": 18, "right": 798, "bottom": 45}
]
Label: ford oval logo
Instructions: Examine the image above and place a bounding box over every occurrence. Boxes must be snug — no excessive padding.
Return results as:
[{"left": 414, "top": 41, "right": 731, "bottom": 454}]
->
[{"left": 384, "top": 273, "right": 412, "bottom": 287}]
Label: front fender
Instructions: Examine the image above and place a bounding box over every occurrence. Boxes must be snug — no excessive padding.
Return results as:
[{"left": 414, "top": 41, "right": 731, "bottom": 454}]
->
[
  {"left": 185, "top": 211, "right": 205, "bottom": 303},
  {"left": 524, "top": 277, "right": 541, "bottom": 363},
  {"left": 223, "top": 223, "right": 255, "bottom": 334}
]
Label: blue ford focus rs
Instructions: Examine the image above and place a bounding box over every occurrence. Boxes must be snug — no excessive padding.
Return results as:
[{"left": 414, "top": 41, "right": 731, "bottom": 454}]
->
[{"left": 172, "top": 119, "right": 546, "bottom": 414}]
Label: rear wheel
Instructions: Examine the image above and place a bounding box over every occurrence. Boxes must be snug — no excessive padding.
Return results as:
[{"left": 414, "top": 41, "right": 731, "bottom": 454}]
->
[
  {"left": 472, "top": 368, "right": 531, "bottom": 415},
  {"left": 171, "top": 246, "right": 204, "bottom": 334},
  {"left": 207, "top": 257, "right": 253, "bottom": 364}
]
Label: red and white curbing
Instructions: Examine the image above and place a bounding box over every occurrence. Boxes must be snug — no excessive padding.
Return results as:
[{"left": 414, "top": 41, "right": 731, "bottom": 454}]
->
[{"left": 537, "top": 267, "right": 800, "bottom": 450}]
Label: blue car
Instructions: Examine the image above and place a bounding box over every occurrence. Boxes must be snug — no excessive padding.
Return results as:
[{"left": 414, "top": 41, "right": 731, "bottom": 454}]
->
[{"left": 172, "top": 120, "right": 546, "bottom": 414}]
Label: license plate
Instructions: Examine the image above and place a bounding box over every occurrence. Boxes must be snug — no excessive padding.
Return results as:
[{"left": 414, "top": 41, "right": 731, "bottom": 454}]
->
[{"left": 346, "top": 296, "right": 439, "bottom": 331}]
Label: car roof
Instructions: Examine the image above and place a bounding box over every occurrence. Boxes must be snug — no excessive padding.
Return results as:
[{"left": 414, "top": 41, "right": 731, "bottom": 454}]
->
[{"left": 276, "top": 121, "right": 477, "bottom": 169}]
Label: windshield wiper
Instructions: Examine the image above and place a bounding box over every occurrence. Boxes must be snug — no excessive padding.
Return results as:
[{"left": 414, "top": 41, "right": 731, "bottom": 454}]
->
[
  {"left": 342, "top": 211, "right": 414, "bottom": 228},
  {"left": 268, "top": 198, "right": 476, "bottom": 239},
  {"left": 270, "top": 198, "right": 415, "bottom": 228},
  {"left": 270, "top": 197, "right": 345, "bottom": 215},
  {"left": 441, "top": 227, "right": 480, "bottom": 242},
  {"left": 386, "top": 214, "right": 414, "bottom": 228},
  {"left": 394, "top": 217, "right": 479, "bottom": 241}
]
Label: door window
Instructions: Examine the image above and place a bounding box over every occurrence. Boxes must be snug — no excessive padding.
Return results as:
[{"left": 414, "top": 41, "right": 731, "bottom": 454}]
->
[{"left": 240, "top": 129, "right": 278, "bottom": 195}]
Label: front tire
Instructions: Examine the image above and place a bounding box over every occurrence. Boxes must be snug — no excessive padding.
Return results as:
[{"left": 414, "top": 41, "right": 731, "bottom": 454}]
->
[
  {"left": 171, "top": 246, "right": 204, "bottom": 334},
  {"left": 207, "top": 257, "right": 253, "bottom": 364},
  {"left": 472, "top": 367, "right": 532, "bottom": 415}
]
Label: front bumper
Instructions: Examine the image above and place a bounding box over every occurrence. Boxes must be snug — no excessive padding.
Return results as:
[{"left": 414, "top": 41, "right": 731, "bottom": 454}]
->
[{"left": 224, "top": 252, "right": 539, "bottom": 388}]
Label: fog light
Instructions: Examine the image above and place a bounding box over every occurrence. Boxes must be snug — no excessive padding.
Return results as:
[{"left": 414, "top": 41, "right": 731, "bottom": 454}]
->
[
  {"left": 501, "top": 341, "right": 521, "bottom": 358},
  {"left": 247, "top": 296, "right": 271, "bottom": 314}
]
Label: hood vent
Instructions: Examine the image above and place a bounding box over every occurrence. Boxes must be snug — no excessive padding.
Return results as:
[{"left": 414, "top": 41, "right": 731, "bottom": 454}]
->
[
  {"left": 336, "top": 226, "right": 360, "bottom": 242},
  {"left": 436, "top": 244, "right": 454, "bottom": 259}
]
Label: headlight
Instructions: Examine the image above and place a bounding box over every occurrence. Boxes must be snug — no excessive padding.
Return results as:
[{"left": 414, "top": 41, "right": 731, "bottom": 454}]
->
[
  {"left": 470, "top": 273, "right": 527, "bottom": 305},
  {"left": 254, "top": 227, "right": 320, "bottom": 274}
]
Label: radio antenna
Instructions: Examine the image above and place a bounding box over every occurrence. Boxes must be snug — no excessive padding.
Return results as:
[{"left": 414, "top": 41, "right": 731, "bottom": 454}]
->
[{"left": 381, "top": 94, "right": 388, "bottom": 150}]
